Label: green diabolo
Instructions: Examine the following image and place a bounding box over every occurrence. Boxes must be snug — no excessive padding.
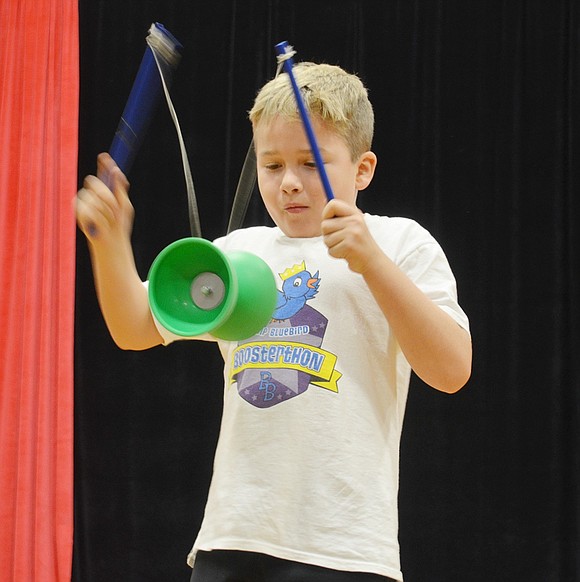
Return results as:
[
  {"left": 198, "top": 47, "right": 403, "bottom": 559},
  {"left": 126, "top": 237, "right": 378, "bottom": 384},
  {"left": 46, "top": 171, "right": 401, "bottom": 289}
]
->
[{"left": 148, "top": 237, "right": 277, "bottom": 341}]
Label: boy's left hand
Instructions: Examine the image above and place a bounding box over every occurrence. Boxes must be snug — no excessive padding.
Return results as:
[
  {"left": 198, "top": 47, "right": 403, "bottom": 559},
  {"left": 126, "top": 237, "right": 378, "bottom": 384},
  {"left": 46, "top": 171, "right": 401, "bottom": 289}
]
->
[{"left": 321, "top": 199, "right": 381, "bottom": 275}]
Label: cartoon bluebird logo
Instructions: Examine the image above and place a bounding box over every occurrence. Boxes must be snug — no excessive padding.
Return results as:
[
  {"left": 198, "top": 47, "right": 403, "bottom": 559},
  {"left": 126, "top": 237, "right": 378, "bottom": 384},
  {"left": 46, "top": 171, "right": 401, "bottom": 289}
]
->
[
  {"left": 274, "top": 261, "right": 320, "bottom": 320},
  {"left": 231, "top": 261, "right": 341, "bottom": 408}
]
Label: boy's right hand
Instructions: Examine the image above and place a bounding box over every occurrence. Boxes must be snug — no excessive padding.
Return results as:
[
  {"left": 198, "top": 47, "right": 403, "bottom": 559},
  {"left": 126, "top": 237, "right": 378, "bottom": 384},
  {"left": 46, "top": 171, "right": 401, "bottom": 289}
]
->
[
  {"left": 75, "top": 152, "right": 164, "bottom": 350},
  {"left": 75, "top": 152, "right": 134, "bottom": 247}
]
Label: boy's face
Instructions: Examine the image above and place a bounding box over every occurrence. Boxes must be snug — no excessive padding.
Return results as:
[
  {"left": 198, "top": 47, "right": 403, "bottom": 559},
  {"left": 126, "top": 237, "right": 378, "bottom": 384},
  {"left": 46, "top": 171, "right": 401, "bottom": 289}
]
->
[{"left": 254, "top": 116, "right": 374, "bottom": 238}]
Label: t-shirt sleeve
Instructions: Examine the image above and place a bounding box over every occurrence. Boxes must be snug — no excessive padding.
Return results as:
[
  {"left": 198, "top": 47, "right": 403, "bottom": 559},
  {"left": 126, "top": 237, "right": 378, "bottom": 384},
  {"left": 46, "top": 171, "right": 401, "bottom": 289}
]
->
[{"left": 398, "top": 240, "right": 470, "bottom": 333}]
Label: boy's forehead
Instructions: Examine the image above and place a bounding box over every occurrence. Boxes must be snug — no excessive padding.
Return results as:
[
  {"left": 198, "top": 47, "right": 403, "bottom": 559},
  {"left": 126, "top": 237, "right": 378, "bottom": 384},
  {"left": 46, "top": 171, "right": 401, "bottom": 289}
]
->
[
  {"left": 253, "top": 115, "right": 301, "bottom": 130},
  {"left": 253, "top": 117, "right": 351, "bottom": 160},
  {"left": 255, "top": 117, "right": 331, "bottom": 148},
  {"left": 254, "top": 115, "right": 333, "bottom": 139},
  {"left": 253, "top": 123, "right": 310, "bottom": 156}
]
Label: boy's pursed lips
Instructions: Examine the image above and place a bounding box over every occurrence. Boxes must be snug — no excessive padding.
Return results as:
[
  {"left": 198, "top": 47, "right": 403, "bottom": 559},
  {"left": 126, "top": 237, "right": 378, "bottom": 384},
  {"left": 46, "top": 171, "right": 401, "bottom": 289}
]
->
[{"left": 284, "top": 203, "right": 309, "bottom": 213}]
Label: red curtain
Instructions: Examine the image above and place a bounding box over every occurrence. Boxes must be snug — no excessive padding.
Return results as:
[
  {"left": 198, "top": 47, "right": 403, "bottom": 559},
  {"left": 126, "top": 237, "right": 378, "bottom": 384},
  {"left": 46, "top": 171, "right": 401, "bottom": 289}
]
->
[{"left": 0, "top": 1, "right": 78, "bottom": 580}]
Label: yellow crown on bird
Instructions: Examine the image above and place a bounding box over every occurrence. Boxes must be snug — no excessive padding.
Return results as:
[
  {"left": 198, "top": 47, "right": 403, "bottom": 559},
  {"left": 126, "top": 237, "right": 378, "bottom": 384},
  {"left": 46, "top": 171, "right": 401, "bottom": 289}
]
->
[{"left": 279, "top": 261, "right": 306, "bottom": 281}]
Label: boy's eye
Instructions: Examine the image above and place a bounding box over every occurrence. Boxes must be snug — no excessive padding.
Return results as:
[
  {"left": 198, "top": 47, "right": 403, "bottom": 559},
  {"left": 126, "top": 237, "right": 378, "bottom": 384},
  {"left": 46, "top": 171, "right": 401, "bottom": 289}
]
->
[
  {"left": 265, "top": 163, "right": 281, "bottom": 170},
  {"left": 304, "top": 161, "right": 317, "bottom": 168}
]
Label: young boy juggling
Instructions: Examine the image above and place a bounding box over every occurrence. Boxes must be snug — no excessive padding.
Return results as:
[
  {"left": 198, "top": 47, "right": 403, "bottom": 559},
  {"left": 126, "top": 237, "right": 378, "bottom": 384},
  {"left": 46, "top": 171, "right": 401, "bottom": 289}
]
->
[{"left": 76, "top": 61, "right": 471, "bottom": 582}]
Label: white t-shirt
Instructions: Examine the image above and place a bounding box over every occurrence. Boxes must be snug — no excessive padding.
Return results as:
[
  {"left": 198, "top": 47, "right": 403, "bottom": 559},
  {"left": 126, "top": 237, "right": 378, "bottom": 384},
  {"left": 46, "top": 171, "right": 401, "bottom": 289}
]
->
[{"left": 152, "top": 215, "right": 469, "bottom": 581}]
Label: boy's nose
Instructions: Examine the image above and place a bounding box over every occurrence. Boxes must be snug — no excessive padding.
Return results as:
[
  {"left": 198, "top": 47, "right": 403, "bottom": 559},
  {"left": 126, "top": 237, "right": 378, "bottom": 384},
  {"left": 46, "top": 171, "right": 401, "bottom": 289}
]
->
[{"left": 280, "top": 168, "right": 303, "bottom": 194}]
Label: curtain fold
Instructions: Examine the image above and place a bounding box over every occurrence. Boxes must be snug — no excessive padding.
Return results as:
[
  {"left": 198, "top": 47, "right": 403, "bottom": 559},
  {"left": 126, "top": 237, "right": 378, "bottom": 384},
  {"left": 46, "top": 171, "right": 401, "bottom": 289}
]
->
[{"left": 0, "top": 1, "right": 79, "bottom": 580}]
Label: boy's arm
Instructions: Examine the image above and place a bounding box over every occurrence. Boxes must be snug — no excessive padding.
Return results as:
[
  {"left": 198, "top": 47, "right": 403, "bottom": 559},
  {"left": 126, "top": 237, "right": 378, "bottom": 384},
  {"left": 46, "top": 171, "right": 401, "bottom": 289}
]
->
[
  {"left": 321, "top": 200, "right": 472, "bottom": 394},
  {"left": 76, "top": 153, "right": 164, "bottom": 350}
]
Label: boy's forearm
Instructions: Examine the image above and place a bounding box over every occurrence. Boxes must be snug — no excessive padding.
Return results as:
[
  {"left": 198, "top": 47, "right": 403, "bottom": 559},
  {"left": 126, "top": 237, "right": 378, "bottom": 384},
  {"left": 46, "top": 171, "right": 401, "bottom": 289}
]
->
[
  {"left": 362, "top": 254, "right": 472, "bottom": 393},
  {"left": 88, "top": 240, "right": 163, "bottom": 350}
]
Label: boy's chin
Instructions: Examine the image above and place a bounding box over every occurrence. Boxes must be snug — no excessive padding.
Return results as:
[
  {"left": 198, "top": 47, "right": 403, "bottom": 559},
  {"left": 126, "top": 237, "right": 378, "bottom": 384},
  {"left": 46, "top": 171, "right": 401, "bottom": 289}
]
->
[
  {"left": 278, "top": 224, "right": 322, "bottom": 239},
  {"left": 269, "top": 211, "right": 323, "bottom": 238}
]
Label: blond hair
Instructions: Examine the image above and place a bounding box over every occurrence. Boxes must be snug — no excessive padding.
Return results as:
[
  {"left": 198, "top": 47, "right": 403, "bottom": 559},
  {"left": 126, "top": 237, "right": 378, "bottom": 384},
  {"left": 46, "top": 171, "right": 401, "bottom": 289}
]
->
[{"left": 249, "top": 62, "right": 374, "bottom": 161}]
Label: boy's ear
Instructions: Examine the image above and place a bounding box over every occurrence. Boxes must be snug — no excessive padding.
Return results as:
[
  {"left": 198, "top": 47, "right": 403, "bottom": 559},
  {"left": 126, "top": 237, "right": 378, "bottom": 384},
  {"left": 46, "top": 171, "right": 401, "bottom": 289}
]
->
[{"left": 355, "top": 151, "right": 377, "bottom": 191}]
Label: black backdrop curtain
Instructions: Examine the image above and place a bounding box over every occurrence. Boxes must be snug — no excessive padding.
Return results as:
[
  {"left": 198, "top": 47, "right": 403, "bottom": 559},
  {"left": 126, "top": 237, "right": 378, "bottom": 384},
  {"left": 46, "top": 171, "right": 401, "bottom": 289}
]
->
[{"left": 74, "top": 1, "right": 579, "bottom": 581}]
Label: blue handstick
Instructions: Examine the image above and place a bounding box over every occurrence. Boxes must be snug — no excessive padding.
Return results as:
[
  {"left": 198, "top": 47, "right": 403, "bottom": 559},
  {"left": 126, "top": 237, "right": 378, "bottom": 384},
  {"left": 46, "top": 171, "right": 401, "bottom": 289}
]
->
[
  {"left": 109, "top": 23, "right": 183, "bottom": 176},
  {"left": 274, "top": 41, "right": 335, "bottom": 200}
]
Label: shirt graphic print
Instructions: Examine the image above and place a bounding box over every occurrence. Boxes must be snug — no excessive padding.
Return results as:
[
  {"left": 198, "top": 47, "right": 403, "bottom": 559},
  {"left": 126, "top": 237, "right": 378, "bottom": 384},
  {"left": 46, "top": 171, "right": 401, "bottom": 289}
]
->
[{"left": 230, "top": 261, "right": 342, "bottom": 408}]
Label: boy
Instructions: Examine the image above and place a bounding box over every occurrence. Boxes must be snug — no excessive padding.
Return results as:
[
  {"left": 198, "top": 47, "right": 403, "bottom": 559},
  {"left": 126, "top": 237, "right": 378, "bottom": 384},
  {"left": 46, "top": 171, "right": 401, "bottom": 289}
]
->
[{"left": 76, "top": 62, "right": 471, "bottom": 581}]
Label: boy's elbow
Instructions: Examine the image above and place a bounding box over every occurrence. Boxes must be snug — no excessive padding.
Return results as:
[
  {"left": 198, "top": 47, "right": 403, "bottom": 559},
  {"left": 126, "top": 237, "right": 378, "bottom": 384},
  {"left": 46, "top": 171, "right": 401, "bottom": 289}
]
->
[
  {"left": 440, "top": 370, "right": 470, "bottom": 394},
  {"left": 112, "top": 336, "right": 150, "bottom": 351},
  {"left": 421, "top": 335, "right": 472, "bottom": 394},
  {"left": 436, "top": 349, "right": 472, "bottom": 394},
  {"left": 114, "top": 340, "right": 160, "bottom": 351},
  {"left": 104, "top": 312, "right": 165, "bottom": 351},
  {"left": 110, "top": 328, "right": 163, "bottom": 351}
]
